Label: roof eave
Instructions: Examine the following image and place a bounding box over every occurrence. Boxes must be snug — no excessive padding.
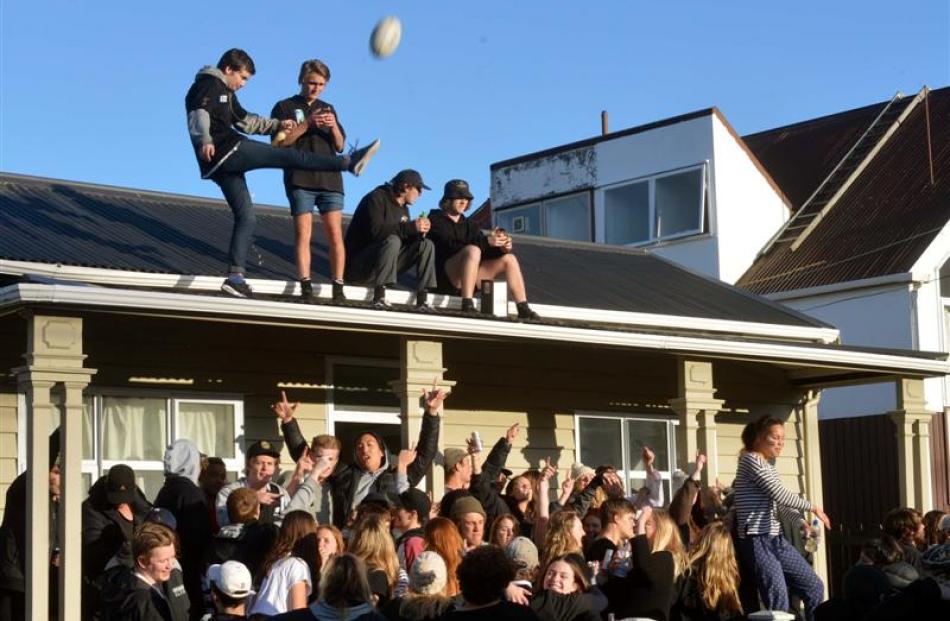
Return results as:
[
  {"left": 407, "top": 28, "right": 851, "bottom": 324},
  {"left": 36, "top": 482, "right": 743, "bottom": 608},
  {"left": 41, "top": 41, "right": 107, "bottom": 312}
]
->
[{"left": 2, "top": 283, "right": 946, "bottom": 380}]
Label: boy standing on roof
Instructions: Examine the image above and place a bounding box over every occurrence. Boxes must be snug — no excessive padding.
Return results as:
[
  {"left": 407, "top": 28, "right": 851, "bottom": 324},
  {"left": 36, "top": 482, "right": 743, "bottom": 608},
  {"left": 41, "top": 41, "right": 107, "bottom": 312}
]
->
[
  {"left": 427, "top": 179, "right": 538, "bottom": 319},
  {"left": 271, "top": 59, "right": 349, "bottom": 303},
  {"left": 185, "top": 48, "right": 379, "bottom": 299}
]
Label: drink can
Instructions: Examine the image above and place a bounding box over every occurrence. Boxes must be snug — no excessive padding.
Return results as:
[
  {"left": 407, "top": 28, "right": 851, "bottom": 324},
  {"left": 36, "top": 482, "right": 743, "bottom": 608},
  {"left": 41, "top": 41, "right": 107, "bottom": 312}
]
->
[{"left": 471, "top": 431, "right": 483, "bottom": 453}]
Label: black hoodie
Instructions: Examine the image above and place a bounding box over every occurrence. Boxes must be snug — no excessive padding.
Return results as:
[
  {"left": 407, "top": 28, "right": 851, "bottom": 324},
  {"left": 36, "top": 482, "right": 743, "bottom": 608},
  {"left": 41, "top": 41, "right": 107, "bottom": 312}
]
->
[{"left": 281, "top": 416, "right": 441, "bottom": 528}]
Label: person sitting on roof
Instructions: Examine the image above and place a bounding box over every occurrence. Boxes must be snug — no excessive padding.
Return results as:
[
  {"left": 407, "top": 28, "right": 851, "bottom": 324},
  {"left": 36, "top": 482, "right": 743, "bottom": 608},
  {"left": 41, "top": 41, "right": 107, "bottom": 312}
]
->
[
  {"left": 426, "top": 179, "right": 538, "bottom": 319},
  {"left": 343, "top": 169, "right": 437, "bottom": 310}
]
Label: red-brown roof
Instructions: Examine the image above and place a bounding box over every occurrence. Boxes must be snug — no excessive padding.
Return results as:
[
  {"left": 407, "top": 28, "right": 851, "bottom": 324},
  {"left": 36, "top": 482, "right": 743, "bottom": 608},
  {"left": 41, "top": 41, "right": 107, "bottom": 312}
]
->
[{"left": 738, "top": 87, "right": 950, "bottom": 294}]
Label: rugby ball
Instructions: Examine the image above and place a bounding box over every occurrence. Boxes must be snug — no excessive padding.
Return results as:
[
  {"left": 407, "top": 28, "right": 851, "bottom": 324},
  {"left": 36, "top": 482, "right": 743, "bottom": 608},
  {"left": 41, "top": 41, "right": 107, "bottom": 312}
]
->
[{"left": 370, "top": 16, "right": 402, "bottom": 59}]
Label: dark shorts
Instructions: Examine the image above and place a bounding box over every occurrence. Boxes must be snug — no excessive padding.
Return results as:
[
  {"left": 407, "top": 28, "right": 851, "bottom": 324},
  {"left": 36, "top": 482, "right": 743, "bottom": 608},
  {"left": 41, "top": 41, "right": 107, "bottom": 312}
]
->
[{"left": 288, "top": 188, "right": 344, "bottom": 216}]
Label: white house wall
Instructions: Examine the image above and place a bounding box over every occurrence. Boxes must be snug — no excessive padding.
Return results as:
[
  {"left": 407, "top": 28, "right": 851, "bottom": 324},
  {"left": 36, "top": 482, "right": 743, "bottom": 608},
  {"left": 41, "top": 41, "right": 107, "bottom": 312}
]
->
[
  {"left": 491, "top": 112, "right": 791, "bottom": 284},
  {"left": 710, "top": 115, "right": 791, "bottom": 285},
  {"left": 779, "top": 283, "right": 915, "bottom": 419}
]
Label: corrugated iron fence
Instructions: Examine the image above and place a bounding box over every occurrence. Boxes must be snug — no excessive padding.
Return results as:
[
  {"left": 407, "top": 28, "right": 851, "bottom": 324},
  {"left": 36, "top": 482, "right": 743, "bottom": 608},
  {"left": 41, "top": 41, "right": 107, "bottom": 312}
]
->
[{"left": 818, "top": 410, "right": 949, "bottom": 596}]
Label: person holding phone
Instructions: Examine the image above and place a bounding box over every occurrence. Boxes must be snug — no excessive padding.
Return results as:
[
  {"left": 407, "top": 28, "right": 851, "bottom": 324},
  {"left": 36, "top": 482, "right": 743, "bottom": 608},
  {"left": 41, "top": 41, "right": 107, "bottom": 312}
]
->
[
  {"left": 271, "top": 59, "right": 349, "bottom": 302},
  {"left": 427, "top": 179, "right": 539, "bottom": 319}
]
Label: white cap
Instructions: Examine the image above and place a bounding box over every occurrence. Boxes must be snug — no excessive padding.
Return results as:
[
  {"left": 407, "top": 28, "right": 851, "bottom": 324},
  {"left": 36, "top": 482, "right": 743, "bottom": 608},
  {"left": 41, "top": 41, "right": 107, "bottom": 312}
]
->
[{"left": 207, "top": 561, "right": 253, "bottom": 598}]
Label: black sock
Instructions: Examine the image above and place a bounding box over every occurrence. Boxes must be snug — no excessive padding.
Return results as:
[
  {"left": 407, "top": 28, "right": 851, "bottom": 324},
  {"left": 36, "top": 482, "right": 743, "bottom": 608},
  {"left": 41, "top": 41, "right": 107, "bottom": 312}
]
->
[
  {"left": 461, "top": 298, "right": 476, "bottom": 312},
  {"left": 373, "top": 285, "right": 386, "bottom": 301},
  {"left": 416, "top": 290, "right": 428, "bottom": 305}
]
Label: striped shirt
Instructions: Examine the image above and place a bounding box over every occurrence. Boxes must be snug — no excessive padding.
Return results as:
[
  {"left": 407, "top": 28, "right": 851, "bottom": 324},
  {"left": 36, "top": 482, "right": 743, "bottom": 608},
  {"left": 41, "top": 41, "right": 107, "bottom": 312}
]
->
[{"left": 734, "top": 451, "right": 811, "bottom": 537}]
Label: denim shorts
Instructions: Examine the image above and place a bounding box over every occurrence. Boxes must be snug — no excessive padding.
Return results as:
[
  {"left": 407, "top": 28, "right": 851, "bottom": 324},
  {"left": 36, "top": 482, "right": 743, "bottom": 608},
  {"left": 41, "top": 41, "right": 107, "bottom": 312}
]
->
[{"left": 288, "top": 188, "right": 345, "bottom": 216}]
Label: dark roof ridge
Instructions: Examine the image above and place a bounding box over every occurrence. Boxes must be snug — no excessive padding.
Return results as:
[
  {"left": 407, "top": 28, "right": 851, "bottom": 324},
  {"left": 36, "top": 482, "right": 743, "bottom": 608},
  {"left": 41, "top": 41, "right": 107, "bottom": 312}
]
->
[
  {"left": 645, "top": 251, "right": 835, "bottom": 329},
  {"left": 0, "top": 170, "right": 294, "bottom": 215},
  {"left": 742, "top": 85, "right": 949, "bottom": 140}
]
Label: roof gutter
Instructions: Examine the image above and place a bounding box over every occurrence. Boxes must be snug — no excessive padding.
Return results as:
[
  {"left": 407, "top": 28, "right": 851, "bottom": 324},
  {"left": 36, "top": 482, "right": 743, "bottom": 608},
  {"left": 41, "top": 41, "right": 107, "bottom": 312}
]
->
[
  {"left": 1, "top": 283, "right": 945, "bottom": 378},
  {"left": 0, "top": 260, "right": 840, "bottom": 344}
]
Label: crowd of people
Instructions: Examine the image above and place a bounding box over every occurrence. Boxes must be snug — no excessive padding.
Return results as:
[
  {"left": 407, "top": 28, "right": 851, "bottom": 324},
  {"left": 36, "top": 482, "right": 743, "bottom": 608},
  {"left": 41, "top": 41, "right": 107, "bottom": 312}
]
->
[
  {"left": 185, "top": 48, "right": 538, "bottom": 320},
  {"left": 3, "top": 388, "right": 948, "bottom": 621}
]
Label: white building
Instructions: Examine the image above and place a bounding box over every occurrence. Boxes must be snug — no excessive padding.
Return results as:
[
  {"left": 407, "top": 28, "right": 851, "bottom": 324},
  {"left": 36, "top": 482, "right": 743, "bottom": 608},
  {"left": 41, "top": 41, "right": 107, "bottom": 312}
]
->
[{"left": 488, "top": 87, "right": 950, "bottom": 513}]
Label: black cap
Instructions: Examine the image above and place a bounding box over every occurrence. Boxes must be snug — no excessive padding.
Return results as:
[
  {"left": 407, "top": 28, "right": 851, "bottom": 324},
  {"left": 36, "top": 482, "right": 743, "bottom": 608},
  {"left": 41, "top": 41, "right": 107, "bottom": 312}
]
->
[
  {"left": 246, "top": 440, "right": 281, "bottom": 460},
  {"left": 500, "top": 468, "right": 513, "bottom": 478},
  {"left": 441, "top": 179, "right": 474, "bottom": 201},
  {"left": 395, "top": 488, "right": 431, "bottom": 520},
  {"left": 106, "top": 464, "right": 137, "bottom": 505},
  {"left": 391, "top": 169, "right": 431, "bottom": 191},
  {"left": 360, "top": 492, "right": 394, "bottom": 509}
]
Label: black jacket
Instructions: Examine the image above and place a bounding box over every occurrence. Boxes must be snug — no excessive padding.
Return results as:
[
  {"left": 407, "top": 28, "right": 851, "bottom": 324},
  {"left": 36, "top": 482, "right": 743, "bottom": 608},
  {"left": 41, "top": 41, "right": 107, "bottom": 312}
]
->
[
  {"left": 82, "top": 475, "right": 152, "bottom": 579},
  {"left": 603, "top": 534, "right": 675, "bottom": 621},
  {"left": 184, "top": 66, "right": 278, "bottom": 179},
  {"left": 282, "top": 413, "right": 441, "bottom": 528},
  {"left": 271, "top": 95, "right": 346, "bottom": 193},
  {"left": 465, "top": 438, "right": 513, "bottom": 528},
  {"left": 529, "top": 590, "right": 605, "bottom": 621},
  {"left": 154, "top": 475, "right": 212, "bottom": 620},
  {"left": 426, "top": 209, "right": 503, "bottom": 291},
  {"left": 111, "top": 573, "right": 174, "bottom": 621},
  {"left": 344, "top": 185, "right": 420, "bottom": 256}
]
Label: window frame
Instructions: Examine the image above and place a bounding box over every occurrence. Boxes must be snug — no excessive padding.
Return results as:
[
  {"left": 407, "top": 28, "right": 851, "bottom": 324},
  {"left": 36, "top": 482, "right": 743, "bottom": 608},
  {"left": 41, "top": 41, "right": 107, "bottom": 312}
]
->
[
  {"left": 574, "top": 412, "right": 679, "bottom": 498},
  {"left": 493, "top": 190, "right": 593, "bottom": 241},
  {"left": 597, "top": 162, "right": 708, "bottom": 246},
  {"left": 325, "top": 357, "right": 402, "bottom": 435},
  {"left": 18, "top": 387, "right": 245, "bottom": 495}
]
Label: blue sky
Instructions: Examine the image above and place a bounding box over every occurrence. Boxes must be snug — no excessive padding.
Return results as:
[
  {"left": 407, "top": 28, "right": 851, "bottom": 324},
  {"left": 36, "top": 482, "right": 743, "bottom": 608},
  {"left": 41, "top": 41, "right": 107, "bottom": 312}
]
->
[{"left": 2, "top": 1, "right": 947, "bottom": 216}]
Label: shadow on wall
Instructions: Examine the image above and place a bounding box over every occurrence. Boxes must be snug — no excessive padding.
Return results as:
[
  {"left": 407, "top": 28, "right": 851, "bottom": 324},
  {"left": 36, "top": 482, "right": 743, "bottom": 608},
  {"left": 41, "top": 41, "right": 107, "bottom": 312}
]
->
[{"left": 511, "top": 410, "right": 566, "bottom": 480}]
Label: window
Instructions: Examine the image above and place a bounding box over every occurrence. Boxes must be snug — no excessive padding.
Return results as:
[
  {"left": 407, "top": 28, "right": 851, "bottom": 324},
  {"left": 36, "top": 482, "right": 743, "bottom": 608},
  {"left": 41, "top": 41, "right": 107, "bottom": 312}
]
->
[
  {"left": 575, "top": 414, "right": 678, "bottom": 498},
  {"left": 327, "top": 360, "right": 403, "bottom": 458},
  {"left": 494, "top": 192, "right": 591, "bottom": 242},
  {"left": 37, "top": 391, "right": 244, "bottom": 500},
  {"left": 602, "top": 164, "right": 706, "bottom": 245}
]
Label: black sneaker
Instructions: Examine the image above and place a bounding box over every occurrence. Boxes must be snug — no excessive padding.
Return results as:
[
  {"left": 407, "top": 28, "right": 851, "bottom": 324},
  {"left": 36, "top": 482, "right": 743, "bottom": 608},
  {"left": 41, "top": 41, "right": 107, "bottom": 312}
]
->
[
  {"left": 300, "top": 279, "right": 314, "bottom": 300},
  {"left": 332, "top": 280, "right": 346, "bottom": 302},
  {"left": 460, "top": 298, "right": 478, "bottom": 314},
  {"left": 347, "top": 139, "right": 380, "bottom": 176},
  {"left": 415, "top": 290, "right": 436, "bottom": 312},
  {"left": 372, "top": 285, "right": 390, "bottom": 309},
  {"left": 221, "top": 278, "right": 253, "bottom": 299},
  {"left": 516, "top": 301, "right": 539, "bottom": 320}
]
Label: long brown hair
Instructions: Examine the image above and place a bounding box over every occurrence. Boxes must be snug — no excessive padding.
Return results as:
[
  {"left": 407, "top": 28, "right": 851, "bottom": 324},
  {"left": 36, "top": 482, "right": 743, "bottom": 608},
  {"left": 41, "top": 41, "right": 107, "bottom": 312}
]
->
[
  {"left": 348, "top": 513, "right": 399, "bottom": 591},
  {"left": 540, "top": 511, "right": 583, "bottom": 569},
  {"left": 258, "top": 510, "right": 318, "bottom": 584},
  {"left": 489, "top": 514, "right": 520, "bottom": 548},
  {"left": 319, "top": 554, "right": 374, "bottom": 609},
  {"left": 687, "top": 522, "right": 742, "bottom": 615},
  {"left": 424, "top": 517, "right": 463, "bottom": 596}
]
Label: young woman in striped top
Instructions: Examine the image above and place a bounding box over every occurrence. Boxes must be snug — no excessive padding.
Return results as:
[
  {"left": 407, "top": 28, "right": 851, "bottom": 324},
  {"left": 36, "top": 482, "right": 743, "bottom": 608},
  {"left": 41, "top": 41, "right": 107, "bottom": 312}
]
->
[{"left": 733, "top": 416, "right": 830, "bottom": 621}]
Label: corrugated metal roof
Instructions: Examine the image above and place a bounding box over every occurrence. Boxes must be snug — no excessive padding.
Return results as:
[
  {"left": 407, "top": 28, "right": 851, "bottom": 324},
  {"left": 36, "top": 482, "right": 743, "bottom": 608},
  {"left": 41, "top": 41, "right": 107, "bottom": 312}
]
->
[
  {"left": 739, "top": 87, "right": 950, "bottom": 294},
  {"left": 0, "top": 172, "right": 824, "bottom": 328}
]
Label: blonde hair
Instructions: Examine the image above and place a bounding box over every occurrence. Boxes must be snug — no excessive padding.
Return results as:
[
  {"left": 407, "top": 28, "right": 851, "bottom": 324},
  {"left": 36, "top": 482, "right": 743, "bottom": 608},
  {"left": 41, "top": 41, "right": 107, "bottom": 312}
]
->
[
  {"left": 649, "top": 509, "right": 689, "bottom": 579},
  {"left": 541, "top": 511, "right": 583, "bottom": 568},
  {"left": 348, "top": 513, "right": 400, "bottom": 591},
  {"left": 687, "top": 522, "right": 742, "bottom": 615}
]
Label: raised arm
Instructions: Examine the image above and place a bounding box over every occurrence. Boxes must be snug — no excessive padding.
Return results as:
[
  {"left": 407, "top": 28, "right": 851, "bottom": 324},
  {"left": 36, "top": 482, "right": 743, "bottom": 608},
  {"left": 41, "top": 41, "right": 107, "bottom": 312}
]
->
[
  {"left": 532, "top": 458, "right": 558, "bottom": 544},
  {"left": 482, "top": 423, "right": 517, "bottom": 483},
  {"left": 406, "top": 382, "right": 447, "bottom": 485},
  {"left": 272, "top": 391, "right": 308, "bottom": 462}
]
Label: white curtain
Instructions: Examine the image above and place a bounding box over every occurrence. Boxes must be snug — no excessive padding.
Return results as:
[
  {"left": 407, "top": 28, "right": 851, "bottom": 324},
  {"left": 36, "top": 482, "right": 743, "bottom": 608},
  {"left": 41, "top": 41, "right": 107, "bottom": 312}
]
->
[
  {"left": 101, "top": 397, "right": 166, "bottom": 460},
  {"left": 177, "top": 402, "right": 235, "bottom": 458}
]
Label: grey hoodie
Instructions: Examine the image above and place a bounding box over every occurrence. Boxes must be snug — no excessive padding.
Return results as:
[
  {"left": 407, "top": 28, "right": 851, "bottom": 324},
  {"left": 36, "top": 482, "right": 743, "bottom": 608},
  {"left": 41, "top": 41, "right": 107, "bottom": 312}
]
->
[{"left": 163, "top": 439, "right": 201, "bottom": 485}]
